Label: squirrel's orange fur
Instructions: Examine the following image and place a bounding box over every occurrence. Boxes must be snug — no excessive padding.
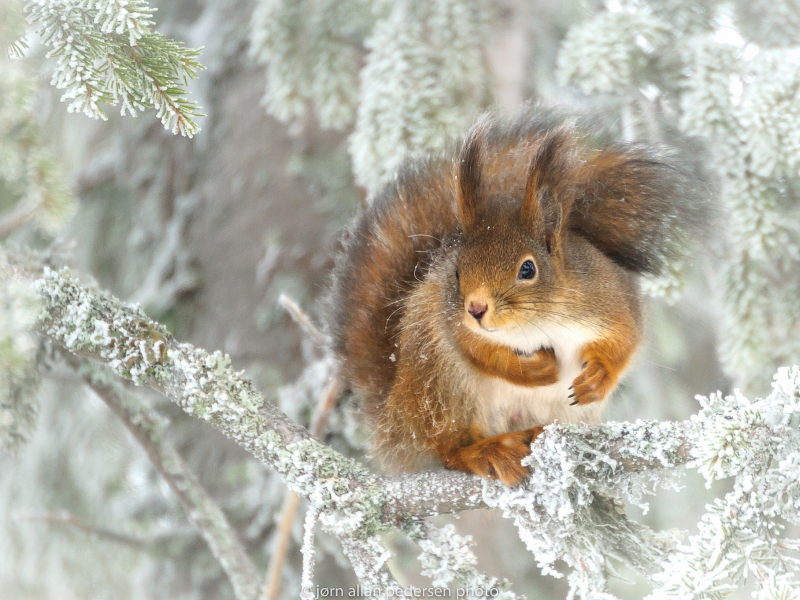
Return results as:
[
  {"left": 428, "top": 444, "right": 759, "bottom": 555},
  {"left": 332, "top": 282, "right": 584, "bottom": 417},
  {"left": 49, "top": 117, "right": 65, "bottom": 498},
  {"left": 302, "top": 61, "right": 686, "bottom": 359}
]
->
[{"left": 326, "top": 111, "right": 708, "bottom": 486}]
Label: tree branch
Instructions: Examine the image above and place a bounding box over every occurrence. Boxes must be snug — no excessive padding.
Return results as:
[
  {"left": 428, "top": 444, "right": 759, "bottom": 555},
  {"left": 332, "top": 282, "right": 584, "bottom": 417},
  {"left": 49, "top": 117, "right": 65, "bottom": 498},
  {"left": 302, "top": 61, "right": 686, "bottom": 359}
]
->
[
  {"left": 13, "top": 266, "right": 699, "bottom": 520},
  {"left": 68, "top": 355, "right": 261, "bottom": 600},
  {"left": 17, "top": 512, "right": 148, "bottom": 550},
  {"left": 9, "top": 265, "right": 711, "bottom": 596},
  {"left": 15, "top": 511, "right": 199, "bottom": 557},
  {"left": 261, "top": 355, "right": 342, "bottom": 600}
]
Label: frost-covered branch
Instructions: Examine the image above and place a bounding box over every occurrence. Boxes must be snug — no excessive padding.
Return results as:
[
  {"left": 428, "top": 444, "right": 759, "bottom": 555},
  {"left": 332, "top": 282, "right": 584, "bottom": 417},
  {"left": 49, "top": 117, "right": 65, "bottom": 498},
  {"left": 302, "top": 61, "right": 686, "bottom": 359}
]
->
[
  {"left": 337, "top": 535, "right": 403, "bottom": 596},
  {"left": 69, "top": 356, "right": 260, "bottom": 600},
  {"left": 9, "top": 264, "right": 800, "bottom": 598},
  {"left": 23, "top": 0, "right": 205, "bottom": 136},
  {"left": 416, "top": 523, "right": 519, "bottom": 599}
]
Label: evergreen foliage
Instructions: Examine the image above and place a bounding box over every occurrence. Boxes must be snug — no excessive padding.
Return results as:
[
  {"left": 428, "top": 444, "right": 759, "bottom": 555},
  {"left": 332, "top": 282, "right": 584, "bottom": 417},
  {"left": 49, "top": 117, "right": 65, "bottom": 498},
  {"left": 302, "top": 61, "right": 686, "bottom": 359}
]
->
[
  {"left": 0, "top": 271, "right": 40, "bottom": 454},
  {"left": 249, "top": 0, "right": 490, "bottom": 193},
  {"left": 0, "top": 11, "right": 74, "bottom": 235},
  {"left": 4, "top": 1, "right": 800, "bottom": 599},
  {"left": 249, "top": 0, "right": 370, "bottom": 130},
  {"left": 23, "top": 0, "right": 205, "bottom": 136}
]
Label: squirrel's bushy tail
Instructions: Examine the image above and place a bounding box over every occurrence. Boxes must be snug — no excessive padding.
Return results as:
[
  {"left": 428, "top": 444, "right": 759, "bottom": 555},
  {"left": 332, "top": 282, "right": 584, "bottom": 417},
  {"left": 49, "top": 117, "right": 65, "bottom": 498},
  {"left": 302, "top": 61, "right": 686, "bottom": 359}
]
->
[
  {"left": 324, "top": 154, "right": 461, "bottom": 409},
  {"left": 569, "top": 142, "right": 712, "bottom": 274}
]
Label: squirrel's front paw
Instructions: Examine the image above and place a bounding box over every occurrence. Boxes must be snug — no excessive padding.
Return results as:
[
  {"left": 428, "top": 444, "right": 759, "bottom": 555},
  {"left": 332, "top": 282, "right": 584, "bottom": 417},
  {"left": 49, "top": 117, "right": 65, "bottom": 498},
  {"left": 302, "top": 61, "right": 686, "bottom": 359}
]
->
[
  {"left": 528, "top": 348, "right": 559, "bottom": 384},
  {"left": 569, "top": 361, "right": 614, "bottom": 406},
  {"left": 450, "top": 427, "right": 543, "bottom": 487}
]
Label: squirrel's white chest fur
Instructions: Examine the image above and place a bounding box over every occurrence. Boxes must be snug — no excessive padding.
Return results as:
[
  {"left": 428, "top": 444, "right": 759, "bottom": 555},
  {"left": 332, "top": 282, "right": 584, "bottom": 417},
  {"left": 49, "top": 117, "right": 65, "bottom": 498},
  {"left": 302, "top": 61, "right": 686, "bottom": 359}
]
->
[{"left": 468, "top": 321, "right": 605, "bottom": 436}]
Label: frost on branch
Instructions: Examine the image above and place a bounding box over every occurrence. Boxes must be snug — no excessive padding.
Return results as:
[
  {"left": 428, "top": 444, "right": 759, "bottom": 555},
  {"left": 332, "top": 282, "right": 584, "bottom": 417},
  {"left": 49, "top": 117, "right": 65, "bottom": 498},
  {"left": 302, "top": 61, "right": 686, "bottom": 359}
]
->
[
  {"left": 16, "top": 264, "right": 800, "bottom": 599},
  {"left": 738, "top": 49, "right": 800, "bottom": 179},
  {"left": 249, "top": 0, "right": 489, "bottom": 193},
  {"left": 249, "top": 0, "right": 370, "bottom": 130},
  {"left": 349, "top": 2, "right": 450, "bottom": 192},
  {"left": 417, "top": 523, "right": 518, "bottom": 599},
  {"left": 484, "top": 421, "right": 688, "bottom": 599},
  {"left": 28, "top": 265, "right": 392, "bottom": 534},
  {"left": 556, "top": 9, "right": 668, "bottom": 95},
  {"left": 651, "top": 367, "right": 800, "bottom": 599},
  {"left": 23, "top": 0, "right": 205, "bottom": 136},
  {"left": 678, "top": 34, "right": 740, "bottom": 143},
  {"left": 0, "top": 57, "right": 75, "bottom": 236}
]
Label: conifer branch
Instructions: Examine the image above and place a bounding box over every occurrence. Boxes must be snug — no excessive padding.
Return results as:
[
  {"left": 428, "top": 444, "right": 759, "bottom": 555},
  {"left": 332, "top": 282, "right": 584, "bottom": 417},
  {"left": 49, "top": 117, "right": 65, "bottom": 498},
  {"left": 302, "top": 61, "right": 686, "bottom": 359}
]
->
[
  {"left": 68, "top": 355, "right": 261, "bottom": 600},
  {"left": 24, "top": 0, "right": 205, "bottom": 136}
]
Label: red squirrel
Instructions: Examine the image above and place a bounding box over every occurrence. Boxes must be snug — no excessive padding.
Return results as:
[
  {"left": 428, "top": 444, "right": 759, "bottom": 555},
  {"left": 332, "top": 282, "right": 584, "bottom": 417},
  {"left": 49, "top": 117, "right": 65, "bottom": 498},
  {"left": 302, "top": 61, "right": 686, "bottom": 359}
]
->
[{"left": 326, "top": 112, "right": 708, "bottom": 486}]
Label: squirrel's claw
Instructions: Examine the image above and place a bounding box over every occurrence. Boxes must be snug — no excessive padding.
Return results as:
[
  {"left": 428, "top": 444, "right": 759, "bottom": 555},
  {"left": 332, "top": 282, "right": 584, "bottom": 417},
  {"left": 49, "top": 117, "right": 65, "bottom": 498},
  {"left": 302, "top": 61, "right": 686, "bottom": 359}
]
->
[{"left": 570, "top": 361, "right": 614, "bottom": 406}]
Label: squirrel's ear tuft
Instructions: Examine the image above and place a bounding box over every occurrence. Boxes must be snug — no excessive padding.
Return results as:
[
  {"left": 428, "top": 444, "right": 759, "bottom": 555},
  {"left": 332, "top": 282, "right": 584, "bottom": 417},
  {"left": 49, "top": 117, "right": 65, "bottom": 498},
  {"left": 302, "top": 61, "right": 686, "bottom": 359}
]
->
[
  {"left": 522, "top": 126, "right": 577, "bottom": 256},
  {"left": 456, "top": 117, "right": 491, "bottom": 230}
]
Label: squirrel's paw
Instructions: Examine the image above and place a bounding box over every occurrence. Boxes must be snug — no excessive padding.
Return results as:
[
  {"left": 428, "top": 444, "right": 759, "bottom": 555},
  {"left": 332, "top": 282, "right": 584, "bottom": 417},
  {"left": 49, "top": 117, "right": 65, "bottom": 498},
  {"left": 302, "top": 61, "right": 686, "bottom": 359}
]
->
[
  {"left": 569, "top": 361, "right": 614, "bottom": 406},
  {"left": 451, "top": 427, "right": 543, "bottom": 487},
  {"left": 527, "top": 348, "right": 560, "bottom": 384}
]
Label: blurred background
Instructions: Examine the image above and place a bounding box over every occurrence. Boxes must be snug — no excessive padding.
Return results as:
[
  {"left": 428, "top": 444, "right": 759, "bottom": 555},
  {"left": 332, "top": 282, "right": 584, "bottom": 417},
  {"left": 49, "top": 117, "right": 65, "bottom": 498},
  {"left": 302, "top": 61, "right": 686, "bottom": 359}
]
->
[{"left": 1, "top": 0, "right": 799, "bottom": 598}]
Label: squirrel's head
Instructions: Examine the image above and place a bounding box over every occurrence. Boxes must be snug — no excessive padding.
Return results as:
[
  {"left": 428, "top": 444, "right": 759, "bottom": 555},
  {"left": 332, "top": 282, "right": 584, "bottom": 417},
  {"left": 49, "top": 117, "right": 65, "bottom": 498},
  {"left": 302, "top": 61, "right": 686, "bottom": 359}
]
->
[{"left": 453, "top": 119, "right": 578, "bottom": 343}]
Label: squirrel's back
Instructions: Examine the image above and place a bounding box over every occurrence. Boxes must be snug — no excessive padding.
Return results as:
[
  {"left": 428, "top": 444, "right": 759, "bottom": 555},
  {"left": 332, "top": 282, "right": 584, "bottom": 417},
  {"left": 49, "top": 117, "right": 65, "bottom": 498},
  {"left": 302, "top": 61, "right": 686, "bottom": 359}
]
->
[{"left": 326, "top": 110, "right": 709, "bottom": 420}]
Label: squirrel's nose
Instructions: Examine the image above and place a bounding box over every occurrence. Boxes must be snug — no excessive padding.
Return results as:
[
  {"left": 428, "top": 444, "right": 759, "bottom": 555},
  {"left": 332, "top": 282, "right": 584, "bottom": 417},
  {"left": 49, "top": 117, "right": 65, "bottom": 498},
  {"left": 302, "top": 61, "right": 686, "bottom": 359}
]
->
[{"left": 467, "top": 301, "right": 488, "bottom": 320}]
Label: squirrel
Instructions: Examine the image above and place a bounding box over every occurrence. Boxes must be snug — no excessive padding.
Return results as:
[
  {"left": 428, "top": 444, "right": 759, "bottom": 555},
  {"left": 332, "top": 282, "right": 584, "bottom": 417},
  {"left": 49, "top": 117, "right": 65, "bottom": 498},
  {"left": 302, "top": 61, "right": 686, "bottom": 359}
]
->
[{"left": 326, "top": 111, "right": 708, "bottom": 487}]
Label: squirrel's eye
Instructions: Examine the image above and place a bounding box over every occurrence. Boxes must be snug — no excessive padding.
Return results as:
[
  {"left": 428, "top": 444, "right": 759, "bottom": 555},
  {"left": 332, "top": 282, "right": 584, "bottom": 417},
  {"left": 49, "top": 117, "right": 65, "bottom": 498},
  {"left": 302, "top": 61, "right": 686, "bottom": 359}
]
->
[
  {"left": 518, "top": 260, "right": 536, "bottom": 280},
  {"left": 455, "top": 269, "right": 460, "bottom": 282}
]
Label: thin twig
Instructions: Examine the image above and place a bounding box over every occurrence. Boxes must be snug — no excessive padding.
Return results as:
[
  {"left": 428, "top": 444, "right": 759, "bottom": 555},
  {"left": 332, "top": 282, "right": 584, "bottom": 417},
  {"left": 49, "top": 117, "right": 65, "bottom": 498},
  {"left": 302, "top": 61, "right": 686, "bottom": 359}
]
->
[
  {"left": 279, "top": 293, "right": 327, "bottom": 346},
  {"left": 17, "top": 512, "right": 148, "bottom": 550},
  {"left": 261, "top": 492, "right": 303, "bottom": 600},
  {"left": 309, "top": 375, "right": 342, "bottom": 438},
  {"left": 15, "top": 511, "right": 197, "bottom": 557},
  {"left": 67, "top": 355, "right": 260, "bottom": 600}
]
